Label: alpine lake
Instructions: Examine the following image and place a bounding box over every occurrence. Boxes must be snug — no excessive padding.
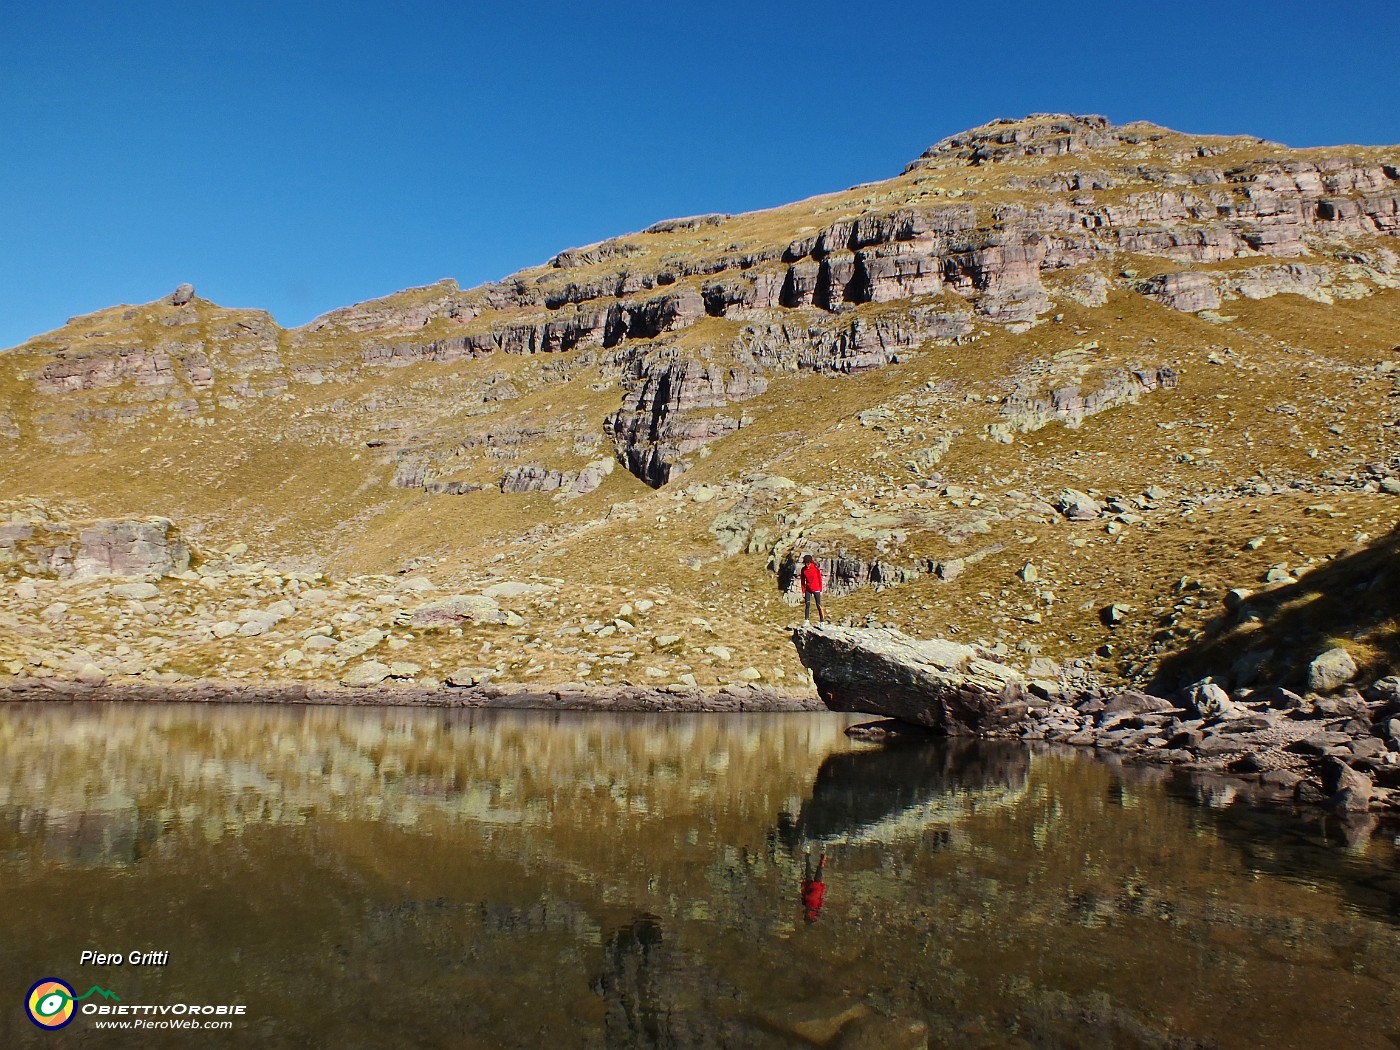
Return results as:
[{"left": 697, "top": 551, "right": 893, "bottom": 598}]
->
[{"left": 3, "top": 702, "right": 1399, "bottom": 1049}]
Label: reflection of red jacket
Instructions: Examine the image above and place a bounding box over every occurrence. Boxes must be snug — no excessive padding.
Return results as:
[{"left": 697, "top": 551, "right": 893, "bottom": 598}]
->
[
  {"left": 801, "top": 878, "right": 826, "bottom": 921},
  {"left": 800, "top": 563, "right": 823, "bottom": 594}
]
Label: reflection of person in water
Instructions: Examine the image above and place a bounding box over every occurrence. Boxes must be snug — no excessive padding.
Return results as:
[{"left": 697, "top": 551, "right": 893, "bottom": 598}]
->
[{"left": 801, "top": 852, "right": 827, "bottom": 923}]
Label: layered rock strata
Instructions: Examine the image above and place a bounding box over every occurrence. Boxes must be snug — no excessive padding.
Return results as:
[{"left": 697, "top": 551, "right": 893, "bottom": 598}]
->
[
  {"left": 607, "top": 357, "right": 768, "bottom": 486},
  {"left": 10, "top": 115, "right": 1400, "bottom": 488}
]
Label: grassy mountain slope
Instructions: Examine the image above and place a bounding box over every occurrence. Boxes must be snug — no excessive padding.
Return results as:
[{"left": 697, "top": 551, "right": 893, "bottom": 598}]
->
[{"left": 2, "top": 114, "right": 1398, "bottom": 695}]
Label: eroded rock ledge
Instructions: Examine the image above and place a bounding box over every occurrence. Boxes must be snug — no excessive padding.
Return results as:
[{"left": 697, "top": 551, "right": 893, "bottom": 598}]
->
[{"left": 790, "top": 623, "right": 1028, "bottom": 734}]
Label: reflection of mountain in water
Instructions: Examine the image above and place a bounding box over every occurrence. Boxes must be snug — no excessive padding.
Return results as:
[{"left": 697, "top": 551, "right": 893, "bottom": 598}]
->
[
  {"left": 0, "top": 703, "right": 853, "bottom": 869},
  {"left": 777, "top": 739, "right": 1030, "bottom": 848},
  {"left": 9, "top": 709, "right": 1400, "bottom": 1049}
]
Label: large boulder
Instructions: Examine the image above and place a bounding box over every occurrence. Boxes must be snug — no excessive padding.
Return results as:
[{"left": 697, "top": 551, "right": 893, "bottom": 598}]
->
[
  {"left": 1181, "top": 679, "right": 1245, "bottom": 720},
  {"left": 1319, "top": 756, "right": 1372, "bottom": 812},
  {"left": 409, "top": 594, "right": 505, "bottom": 628},
  {"left": 1056, "top": 488, "right": 1102, "bottom": 521},
  {"left": 333, "top": 628, "right": 385, "bottom": 660},
  {"left": 1102, "top": 690, "right": 1176, "bottom": 715},
  {"left": 341, "top": 661, "right": 391, "bottom": 688},
  {"left": 74, "top": 518, "right": 191, "bottom": 578},
  {"left": 791, "top": 624, "right": 1026, "bottom": 734},
  {"left": 1308, "top": 647, "right": 1357, "bottom": 693}
]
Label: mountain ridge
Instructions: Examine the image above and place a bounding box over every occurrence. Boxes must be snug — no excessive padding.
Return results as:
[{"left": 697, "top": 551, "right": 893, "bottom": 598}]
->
[
  {"left": 2, "top": 112, "right": 1398, "bottom": 698},
  {"left": 16, "top": 113, "right": 1394, "bottom": 347}
]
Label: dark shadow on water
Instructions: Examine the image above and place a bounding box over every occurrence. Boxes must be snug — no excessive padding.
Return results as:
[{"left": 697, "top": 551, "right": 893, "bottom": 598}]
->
[
  {"left": 776, "top": 737, "right": 1030, "bottom": 849},
  {"left": 594, "top": 915, "right": 672, "bottom": 1049},
  {"left": 591, "top": 915, "right": 784, "bottom": 1050},
  {"left": 1152, "top": 761, "right": 1400, "bottom": 926}
]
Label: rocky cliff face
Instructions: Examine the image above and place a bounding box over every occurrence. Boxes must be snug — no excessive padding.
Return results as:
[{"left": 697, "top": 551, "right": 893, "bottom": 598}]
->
[
  {"left": 2, "top": 114, "right": 1399, "bottom": 698},
  {"left": 607, "top": 355, "right": 768, "bottom": 486}
]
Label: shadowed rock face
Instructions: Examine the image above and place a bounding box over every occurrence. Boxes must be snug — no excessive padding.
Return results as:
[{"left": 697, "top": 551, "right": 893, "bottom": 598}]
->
[
  {"left": 607, "top": 355, "right": 768, "bottom": 487},
  {"left": 791, "top": 623, "right": 1027, "bottom": 733}
]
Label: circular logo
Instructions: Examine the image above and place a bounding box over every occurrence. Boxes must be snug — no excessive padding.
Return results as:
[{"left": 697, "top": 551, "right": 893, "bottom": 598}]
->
[{"left": 26, "top": 978, "right": 76, "bottom": 1030}]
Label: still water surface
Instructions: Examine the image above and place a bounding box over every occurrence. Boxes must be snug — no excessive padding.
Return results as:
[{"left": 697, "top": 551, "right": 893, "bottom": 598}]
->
[{"left": 3, "top": 703, "right": 1399, "bottom": 1048}]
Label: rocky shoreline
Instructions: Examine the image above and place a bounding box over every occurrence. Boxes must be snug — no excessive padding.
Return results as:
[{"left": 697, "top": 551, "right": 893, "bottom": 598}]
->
[
  {"left": 989, "top": 685, "right": 1399, "bottom": 815},
  {"left": 0, "top": 674, "right": 824, "bottom": 714},
  {"left": 792, "top": 623, "right": 1400, "bottom": 817}
]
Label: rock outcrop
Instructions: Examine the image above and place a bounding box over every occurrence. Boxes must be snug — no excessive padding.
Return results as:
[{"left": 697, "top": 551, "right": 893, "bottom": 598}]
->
[
  {"left": 500, "top": 465, "right": 577, "bottom": 494},
  {"left": 791, "top": 624, "right": 1027, "bottom": 734},
  {"left": 408, "top": 594, "right": 505, "bottom": 627},
  {"left": 995, "top": 366, "right": 1178, "bottom": 437},
  {"left": 777, "top": 552, "right": 926, "bottom": 600},
  {"left": 740, "top": 304, "right": 971, "bottom": 372},
  {"left": 607, "top": 355, "right": 768, "bottom": 486},
  {"left": 0, "top": 515, "right": 190, "bottom": 578},
  {"left": 499, "top": 458, "right": 615, "bottom": 496},
  {"left": 75, "top": 519, "right": 191, "bottom": 578}
]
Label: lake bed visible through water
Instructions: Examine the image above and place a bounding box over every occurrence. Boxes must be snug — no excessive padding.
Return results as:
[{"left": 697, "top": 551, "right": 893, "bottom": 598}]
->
[{"left": 2, "top": 703, "right": 1398, "bottom": 1048}]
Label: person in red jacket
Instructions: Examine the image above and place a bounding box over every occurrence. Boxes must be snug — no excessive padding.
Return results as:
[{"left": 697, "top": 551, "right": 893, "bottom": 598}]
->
[
  {"left": 800, "top": 554, "right": 826, "bottom": 622},
  {"left": 801, "top": 851, "right": 827, "bottom": 923}
]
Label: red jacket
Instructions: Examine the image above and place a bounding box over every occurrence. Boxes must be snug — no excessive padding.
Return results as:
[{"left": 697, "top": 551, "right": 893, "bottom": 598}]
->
[{"left": 800, "top": 562, "right": 823, "bottom": 593}]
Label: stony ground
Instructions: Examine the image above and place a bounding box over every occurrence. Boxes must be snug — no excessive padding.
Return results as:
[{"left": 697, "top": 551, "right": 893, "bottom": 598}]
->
[
  {"left": 1006, "top": 677, "right": 1400, "bottom": 814},
  {"left": 0, "top": 511, "right": 814, "bottom": 692}
]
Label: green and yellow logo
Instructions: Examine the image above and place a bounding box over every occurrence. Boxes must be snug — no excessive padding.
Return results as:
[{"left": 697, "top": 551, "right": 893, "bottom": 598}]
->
[{"left": 25, "top": 979, "right": 120, "bottom": 1030}]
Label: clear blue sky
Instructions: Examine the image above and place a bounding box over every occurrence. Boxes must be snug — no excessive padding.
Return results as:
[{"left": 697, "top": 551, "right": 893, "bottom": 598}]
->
[{"left": 3, "top": 0, "right": 1398, "bottom": 349}]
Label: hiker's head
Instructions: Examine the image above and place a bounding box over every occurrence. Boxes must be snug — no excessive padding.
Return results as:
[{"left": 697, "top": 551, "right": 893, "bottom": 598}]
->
[{"left": 802, "top": 555, "right": 813, "bottom": 564}]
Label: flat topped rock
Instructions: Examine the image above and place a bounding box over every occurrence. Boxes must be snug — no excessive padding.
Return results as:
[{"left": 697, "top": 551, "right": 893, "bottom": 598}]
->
[{"left": 791, "top": 624, "right": 1026, "bottom": 735}]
